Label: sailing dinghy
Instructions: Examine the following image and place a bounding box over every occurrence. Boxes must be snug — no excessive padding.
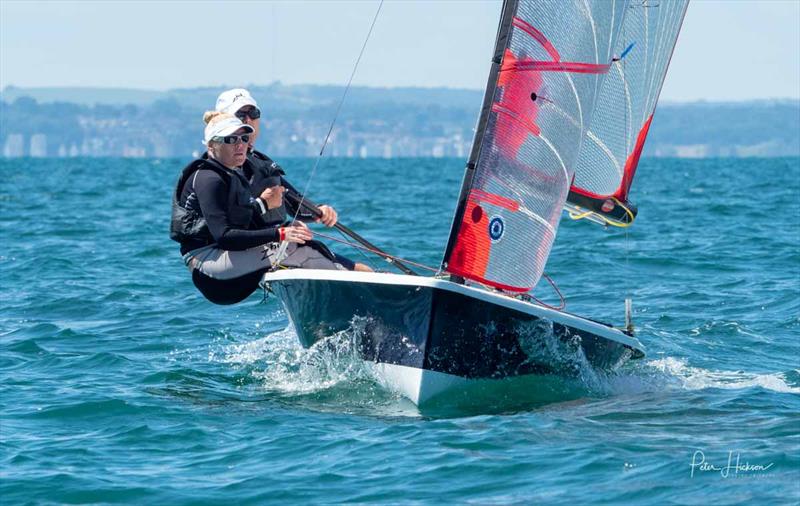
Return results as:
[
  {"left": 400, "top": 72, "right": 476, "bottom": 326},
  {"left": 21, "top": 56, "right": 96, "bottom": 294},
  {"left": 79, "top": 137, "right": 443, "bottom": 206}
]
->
[{"left": 263, "top": 0, "right": 688, "bottom": 406}]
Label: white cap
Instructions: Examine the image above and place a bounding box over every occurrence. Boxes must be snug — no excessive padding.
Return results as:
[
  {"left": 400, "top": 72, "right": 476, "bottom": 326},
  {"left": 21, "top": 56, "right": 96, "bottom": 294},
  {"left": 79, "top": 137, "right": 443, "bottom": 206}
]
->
[
  {"left": 203, "top": 115, "right": 254, "bottom": 145},
  {"left": 215, "top": 88, "right": 259, "bottom": 114}
]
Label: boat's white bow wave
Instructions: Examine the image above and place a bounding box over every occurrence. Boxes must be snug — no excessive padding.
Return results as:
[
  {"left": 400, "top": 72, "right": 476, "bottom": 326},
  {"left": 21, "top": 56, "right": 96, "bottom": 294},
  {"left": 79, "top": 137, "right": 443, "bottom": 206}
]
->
[
  {"left": 646, "top": 357, "right": 799, "bottom": 394},
  {"left": 210, "top": 318, "right": 797, "bottom": 414},
  {"left": 597, "top": 357, "right": 800, "bottom": 396},
  {"left": 214, "top": 323, "right": 371, "bottom": 395}
]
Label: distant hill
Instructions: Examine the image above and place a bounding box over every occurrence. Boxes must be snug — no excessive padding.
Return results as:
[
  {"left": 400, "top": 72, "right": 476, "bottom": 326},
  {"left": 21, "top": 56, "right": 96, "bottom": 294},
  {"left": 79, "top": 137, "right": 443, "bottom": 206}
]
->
[
  {"left": 646, "top": 100, "right": 800, "bottom": 157},
  {"left": 0, "top": 85, "right": 165, "bottom": 107},
  {"left": 0, "top": 83, "right": 483, "bottom": 110},
  {"left": 1, "top": 84, "right": 798, "bottom": 158}
]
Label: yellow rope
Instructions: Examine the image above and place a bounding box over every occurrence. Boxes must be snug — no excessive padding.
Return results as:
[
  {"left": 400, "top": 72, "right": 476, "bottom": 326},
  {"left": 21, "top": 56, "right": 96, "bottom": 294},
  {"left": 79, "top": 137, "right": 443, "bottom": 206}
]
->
[{"left": 568, "top": 197, "right": 635, "bottom": 228}]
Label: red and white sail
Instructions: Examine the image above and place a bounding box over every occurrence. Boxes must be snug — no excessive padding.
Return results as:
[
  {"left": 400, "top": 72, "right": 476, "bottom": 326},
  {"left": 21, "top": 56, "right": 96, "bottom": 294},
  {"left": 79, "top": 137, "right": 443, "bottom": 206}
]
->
[
  {"left": 442, "top": 0, "right": 628, "bottom": 292},
  {"left": 567, "top": 0, "right": 689, "bottom": 223}
]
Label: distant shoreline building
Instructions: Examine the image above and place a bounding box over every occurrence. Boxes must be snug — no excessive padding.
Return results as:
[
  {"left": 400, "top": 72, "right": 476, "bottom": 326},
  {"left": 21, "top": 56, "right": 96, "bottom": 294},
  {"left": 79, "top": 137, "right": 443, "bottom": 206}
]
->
[{"left": 1, "top": 90, "right": 798, "bottom": 159}]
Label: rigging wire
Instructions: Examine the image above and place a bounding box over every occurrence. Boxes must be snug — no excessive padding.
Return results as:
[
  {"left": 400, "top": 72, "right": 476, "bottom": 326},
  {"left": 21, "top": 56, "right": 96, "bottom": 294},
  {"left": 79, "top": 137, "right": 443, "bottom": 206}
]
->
[
  {"left": 336, "top": 224, "right": 380, "bottom": 270},
  {"left": 623, "top": 3, "right": 633, "bottom": 332},
  {"left": 289, "top": 0, "right": 384, "bottom": 225},
  {"left": 467, "top": 273, "right": 565, "bottom": 311},
  {"left": 274, "top": 0, "right": 385, "bottom": 267},
  {"left": 529, "top": 273, "right": 566, "bottom": 311}
]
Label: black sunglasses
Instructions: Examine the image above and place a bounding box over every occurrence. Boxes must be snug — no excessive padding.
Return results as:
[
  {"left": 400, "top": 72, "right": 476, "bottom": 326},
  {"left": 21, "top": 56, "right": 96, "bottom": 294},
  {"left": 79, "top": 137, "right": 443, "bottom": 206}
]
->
[
  {"left": 235, "top": 107, "right": 261, "bottom": 121},
  {"left": 212, "top": 134, "right": 250, "bottom": 145}
]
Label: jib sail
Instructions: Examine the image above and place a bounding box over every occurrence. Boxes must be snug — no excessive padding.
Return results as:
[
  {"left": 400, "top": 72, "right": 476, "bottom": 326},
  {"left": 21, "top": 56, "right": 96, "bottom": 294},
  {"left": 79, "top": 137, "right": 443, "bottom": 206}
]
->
[{"left": 567, "top": 0, "right": 689, "bottom": 226}]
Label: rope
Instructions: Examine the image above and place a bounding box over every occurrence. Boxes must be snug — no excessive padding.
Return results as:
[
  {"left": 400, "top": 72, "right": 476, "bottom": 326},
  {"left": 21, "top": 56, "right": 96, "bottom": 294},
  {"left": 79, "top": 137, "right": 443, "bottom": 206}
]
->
[
  {"left": 568, "top": 196, "right": 635, "bottom": 228},
  {"left": 312, "top": 231, "right": 439, "bottom": 273},
  {"left": 529, "top": 272, "right": 566, "bottom": 311},
  {"left": 334, "top": 226, "right": 379, "bottom": 271}
]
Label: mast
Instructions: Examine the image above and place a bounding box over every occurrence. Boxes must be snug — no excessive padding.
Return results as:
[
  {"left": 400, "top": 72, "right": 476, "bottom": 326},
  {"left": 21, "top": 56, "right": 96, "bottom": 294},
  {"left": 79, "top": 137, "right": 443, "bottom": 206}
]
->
[{"left": 441, "top": 0, "right": 519, "bottom": 274}]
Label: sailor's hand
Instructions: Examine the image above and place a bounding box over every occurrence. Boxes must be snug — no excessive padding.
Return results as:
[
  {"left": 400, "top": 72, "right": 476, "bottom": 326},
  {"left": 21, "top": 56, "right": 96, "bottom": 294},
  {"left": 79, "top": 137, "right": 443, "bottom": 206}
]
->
[
  {"left": 317, "top": 205, "right": 338, "bottom": 227},
  {"left": 279, "top": 221, "right": 312, "bottom": 244},
  {"left": 259, "top": 185, "right": 285, "bottom": 209}
]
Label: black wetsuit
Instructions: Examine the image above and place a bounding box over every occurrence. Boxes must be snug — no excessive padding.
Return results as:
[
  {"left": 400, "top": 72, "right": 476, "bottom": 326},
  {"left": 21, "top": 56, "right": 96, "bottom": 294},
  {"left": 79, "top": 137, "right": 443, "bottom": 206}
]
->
[
  {"left": 171, "top": 157, "right": 280, "bottom": 304},
  {"left": 243, "top": 149, "right": 355, "bottom": 270},
  {"left": 177, "top": 160, "right": 278, "bottom": 254},
  {"left": 170, "top": 153, "right": 356, "bottom": 305},
  {"left": 244, "top": 149, "right": 316, "bottom": 226}
]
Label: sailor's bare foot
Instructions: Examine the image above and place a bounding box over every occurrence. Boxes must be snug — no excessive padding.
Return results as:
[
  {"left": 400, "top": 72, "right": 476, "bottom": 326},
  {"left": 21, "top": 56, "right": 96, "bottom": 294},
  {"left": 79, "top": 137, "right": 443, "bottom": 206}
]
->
[{"left": 354, "top": 263, "right": 373, "bottom": 272}]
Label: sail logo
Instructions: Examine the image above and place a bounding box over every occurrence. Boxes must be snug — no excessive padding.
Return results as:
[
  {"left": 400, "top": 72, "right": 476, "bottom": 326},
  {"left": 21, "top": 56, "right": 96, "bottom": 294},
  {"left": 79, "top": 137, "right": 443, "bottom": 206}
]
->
[{"left": 489, "top": 216, "right": 505, "bottom": 242}]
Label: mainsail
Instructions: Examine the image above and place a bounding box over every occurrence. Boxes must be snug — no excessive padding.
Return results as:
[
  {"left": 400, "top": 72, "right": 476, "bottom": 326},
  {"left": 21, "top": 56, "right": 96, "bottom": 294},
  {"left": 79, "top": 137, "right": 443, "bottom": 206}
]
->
[
  {"left": 442, "top": 0, "right": 628, "bottom": 292},
  {"left": 567, "top": 0, "right": 689, "bottom": 225}
]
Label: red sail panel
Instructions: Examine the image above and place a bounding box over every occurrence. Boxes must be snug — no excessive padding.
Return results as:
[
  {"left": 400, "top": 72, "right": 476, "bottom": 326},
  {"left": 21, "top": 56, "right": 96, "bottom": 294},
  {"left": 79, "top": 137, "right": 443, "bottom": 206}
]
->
[
  {"left": 447, "top": 199, "right": 493, "bottom": 285},
  {"left": 618, "top": 113, "right": 653, "bottom": 201},
  {"left": 493, "top": 49, "right": 543, "bottom": 155}
]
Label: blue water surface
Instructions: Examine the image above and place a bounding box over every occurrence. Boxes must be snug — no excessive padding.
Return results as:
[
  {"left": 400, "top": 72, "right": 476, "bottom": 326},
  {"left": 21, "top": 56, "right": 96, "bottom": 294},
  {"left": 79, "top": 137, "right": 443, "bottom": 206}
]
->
[{"left": 1, "top": 156, "right": 798, "bottom": 504}]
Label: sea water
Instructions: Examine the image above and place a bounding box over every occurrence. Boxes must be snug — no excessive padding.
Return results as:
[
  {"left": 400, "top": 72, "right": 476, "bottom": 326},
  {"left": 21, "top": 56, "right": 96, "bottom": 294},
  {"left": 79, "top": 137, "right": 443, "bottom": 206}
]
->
[{"left": 1, "top": 157, "right": 798, "bottom": 504}]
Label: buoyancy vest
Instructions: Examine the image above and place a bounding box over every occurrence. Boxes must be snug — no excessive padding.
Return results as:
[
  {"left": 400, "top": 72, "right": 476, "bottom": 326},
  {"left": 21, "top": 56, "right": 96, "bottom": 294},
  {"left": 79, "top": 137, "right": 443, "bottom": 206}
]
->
[
  {"left": 245, "top": 150, "right": 289, "bottom": 227},
  {"left": 246, "top": 150, "right": 318, "bottom": 225},
  {"left": 245, "top": 150, "right": 285, "bottom": 195},
  {"left": 169, "top": 158, "right": 255, "bottom": 248}
]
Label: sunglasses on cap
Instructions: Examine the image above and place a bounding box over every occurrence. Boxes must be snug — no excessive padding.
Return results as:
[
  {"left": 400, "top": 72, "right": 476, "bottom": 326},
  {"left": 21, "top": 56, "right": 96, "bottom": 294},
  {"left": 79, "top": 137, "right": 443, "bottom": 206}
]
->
[
  {"left": 235, "top": 107, "right": 261, "bottom": 121},
  {"left": 212, "top": 134, "right": 250, "bottom": 145}
]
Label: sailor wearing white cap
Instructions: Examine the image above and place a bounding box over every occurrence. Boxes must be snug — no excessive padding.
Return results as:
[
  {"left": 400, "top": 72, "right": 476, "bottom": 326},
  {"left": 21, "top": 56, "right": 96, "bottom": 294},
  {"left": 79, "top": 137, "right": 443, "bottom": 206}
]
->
[
  {"left": 213, "top": 88, "right": 373, "bottom": 273},
  {"left": 170, "top": 111, "right": 331, "bottom": 305},
  {"left": 215, "top": 87, "right": 342, "bottom": 224},
  {"left": 215, "top": 88, "right": 263, "bottom": 153}
]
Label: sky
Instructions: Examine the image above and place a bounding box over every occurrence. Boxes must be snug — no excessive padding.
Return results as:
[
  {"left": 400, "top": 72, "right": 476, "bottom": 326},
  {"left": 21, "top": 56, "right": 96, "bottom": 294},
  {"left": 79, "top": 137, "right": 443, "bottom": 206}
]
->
[{"left": 0, "top": 0, "right": 798, "bottom": 102}]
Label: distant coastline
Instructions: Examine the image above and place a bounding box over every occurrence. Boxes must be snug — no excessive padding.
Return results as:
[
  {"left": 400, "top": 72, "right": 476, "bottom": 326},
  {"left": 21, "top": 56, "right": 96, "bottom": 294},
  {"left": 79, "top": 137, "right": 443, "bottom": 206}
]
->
[{"left": 2, "top": 84, "right": 798, "bottom": 159}]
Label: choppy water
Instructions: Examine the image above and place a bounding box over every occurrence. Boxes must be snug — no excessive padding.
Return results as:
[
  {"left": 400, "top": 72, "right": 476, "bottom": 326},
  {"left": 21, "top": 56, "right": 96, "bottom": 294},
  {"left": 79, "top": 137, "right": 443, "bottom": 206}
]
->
[{"left": 1, "top": 156, "right": 798, "bottom": 504}]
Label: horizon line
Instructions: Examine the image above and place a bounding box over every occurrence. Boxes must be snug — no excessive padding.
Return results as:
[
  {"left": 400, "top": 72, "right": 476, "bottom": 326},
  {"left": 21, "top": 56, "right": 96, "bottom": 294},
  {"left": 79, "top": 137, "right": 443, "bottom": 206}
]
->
[{"left": 1, "top": 83, "right": 798, "bottom": 105}]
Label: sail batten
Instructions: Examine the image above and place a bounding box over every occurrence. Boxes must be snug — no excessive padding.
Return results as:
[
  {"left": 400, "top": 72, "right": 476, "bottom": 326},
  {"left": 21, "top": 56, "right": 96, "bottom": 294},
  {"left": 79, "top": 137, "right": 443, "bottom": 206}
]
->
[{"left": 442, "top": 0, "right": 629, "bottom": 291}]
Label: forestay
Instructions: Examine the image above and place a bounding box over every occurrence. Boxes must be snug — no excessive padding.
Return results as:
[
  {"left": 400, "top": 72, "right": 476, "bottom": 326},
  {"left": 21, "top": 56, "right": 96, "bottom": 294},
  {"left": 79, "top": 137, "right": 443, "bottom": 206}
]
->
[
  {"left": 567, "top": 0, "right": 689, "bottom": 224},
  {"left": 442, "top": 0, "right": 628, "bottom": 292}
]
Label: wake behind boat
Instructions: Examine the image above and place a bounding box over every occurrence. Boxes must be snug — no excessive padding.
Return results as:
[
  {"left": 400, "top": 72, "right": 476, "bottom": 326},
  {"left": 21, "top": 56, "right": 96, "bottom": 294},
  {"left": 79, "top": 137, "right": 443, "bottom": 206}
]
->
[{"left": 265, "top": 0, "right": 687, "bottom": 406}]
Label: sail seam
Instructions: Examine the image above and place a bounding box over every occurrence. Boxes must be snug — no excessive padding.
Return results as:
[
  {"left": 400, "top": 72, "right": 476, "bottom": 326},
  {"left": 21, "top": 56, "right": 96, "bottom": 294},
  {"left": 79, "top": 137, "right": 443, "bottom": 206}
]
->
[
  {"left": 586, "top": 128, "right": 622, "bottom": 175},
  {"left": 580, "top": 0, "right": 601, "bottom": 105},
  {"left": 538, "top": 133, "right": 570, "bottom": 184},
  {"left": 521, "top": 208, "right": 556, "bottom": 235},
  {"left": 468, "top": 189, "right": 520, "bottom": 212},
  {"left": 492, "top": 103, "right": 541, "bottom": 136}
]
